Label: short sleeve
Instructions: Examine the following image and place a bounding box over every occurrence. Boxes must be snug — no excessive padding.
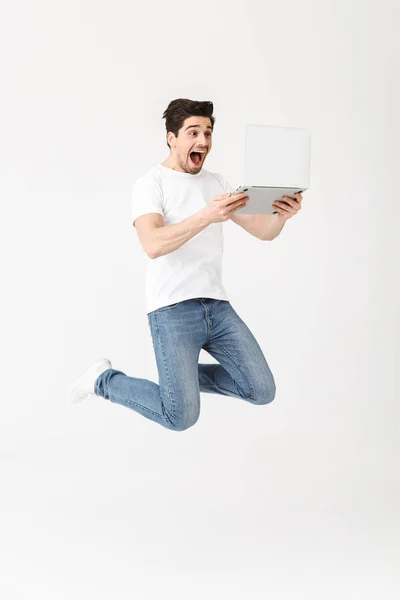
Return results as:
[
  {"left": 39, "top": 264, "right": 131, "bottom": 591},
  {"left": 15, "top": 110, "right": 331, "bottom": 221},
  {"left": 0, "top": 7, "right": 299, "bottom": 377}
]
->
[{"left": 131, "top": 177, "right": 164, "bottom": 227}]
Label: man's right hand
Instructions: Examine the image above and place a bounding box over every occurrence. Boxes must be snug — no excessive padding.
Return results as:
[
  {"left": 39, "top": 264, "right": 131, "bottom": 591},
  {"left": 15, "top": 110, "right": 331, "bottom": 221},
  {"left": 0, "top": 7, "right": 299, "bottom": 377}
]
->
[{"left": 201, "top": 192, "right": 249, "bottom": 224}]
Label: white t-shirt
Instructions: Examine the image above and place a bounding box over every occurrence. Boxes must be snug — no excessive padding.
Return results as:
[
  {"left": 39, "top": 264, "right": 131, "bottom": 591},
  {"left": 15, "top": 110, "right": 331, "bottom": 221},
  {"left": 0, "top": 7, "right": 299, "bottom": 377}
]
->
[{"left": 131, "top": 163, "right": 235, "bottom": 314}]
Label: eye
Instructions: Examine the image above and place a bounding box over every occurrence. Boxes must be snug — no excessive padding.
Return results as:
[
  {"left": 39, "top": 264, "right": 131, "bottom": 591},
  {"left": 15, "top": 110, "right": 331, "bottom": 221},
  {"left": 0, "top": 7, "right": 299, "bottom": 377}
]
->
[{"left": 189, "top": 131, "right": 212, "bottom": 136}]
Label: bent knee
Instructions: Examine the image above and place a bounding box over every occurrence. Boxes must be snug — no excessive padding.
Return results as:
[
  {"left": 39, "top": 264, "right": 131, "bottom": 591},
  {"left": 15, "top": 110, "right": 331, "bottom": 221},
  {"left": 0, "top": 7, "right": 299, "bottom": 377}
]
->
[
  {"left": 169, "top": 410, "right": 200, "bottom": 432},
  {"left": 173, "top": 417, "right": 199, "bottom": 431},
  {"left": 251, "top": 380, "right": 276, "bottom": 405}
]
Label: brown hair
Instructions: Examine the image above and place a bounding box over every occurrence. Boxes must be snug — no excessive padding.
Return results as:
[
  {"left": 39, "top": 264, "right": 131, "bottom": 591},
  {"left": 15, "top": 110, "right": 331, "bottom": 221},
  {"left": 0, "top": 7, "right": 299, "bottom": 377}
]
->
[{"left": 162, "top": 98, "right": 216, "bottom": 148}]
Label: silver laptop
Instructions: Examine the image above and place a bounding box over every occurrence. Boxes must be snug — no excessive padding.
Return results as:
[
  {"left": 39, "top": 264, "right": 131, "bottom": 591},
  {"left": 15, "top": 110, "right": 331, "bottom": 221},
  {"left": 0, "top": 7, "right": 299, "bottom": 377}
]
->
[{"left": 233, "top": 124, "right": 311, "bottom": 214}]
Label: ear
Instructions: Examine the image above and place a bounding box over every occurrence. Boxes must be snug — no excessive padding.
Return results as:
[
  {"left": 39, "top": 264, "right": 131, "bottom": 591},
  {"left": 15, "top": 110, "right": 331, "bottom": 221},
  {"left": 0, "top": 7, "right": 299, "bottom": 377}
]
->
[{"left": 167, "top": 131, "right": 176, "bottom": 148}]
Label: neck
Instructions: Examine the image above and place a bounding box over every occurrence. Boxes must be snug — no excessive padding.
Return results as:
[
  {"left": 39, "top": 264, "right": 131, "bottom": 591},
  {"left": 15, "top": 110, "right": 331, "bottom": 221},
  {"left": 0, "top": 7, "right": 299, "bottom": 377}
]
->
[{"left": 161, "top": 156, "right": 182, "bottom": 172}]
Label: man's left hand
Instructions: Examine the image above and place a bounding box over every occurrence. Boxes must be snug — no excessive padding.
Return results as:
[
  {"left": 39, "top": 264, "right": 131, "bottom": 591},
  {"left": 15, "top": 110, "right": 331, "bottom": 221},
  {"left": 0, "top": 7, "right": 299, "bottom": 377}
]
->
[{"left": 272, "top": 192, "right": 303, "bottom": 221}]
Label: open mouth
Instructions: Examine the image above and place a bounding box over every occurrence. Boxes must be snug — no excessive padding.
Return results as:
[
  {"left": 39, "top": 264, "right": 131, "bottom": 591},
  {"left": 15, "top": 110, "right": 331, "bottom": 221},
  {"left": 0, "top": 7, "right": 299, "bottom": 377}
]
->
[{"left": 189, "top": 151, "right": 206, "bottom": 166}]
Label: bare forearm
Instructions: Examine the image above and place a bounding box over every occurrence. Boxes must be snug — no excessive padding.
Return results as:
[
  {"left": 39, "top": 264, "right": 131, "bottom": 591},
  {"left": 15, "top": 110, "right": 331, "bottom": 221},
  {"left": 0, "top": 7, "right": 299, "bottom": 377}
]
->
[
  {"left": 152, "top": 211, "right": 210, "bottom": 258},
  {"left": 260, "top": 213, "right": 286, "bottom": 241}
]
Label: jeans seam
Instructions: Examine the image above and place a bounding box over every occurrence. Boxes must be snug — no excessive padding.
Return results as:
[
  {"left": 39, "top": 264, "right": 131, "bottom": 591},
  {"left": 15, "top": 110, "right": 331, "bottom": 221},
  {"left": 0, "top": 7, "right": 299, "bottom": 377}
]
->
[
  {"left": 201, "top": 366, "right": 231, "bottom": 395},
  {"left": 201, "top": 365, "right": 219, "bottom": 389},
  {"left": 153, "top": 310, "right": 175, "bottom": 425},
  {"left": 207, "top": 339, "right": 255, "bottom": 400},
  {"left": 109, "top": 391, "right": 164, "bottom": 419}
]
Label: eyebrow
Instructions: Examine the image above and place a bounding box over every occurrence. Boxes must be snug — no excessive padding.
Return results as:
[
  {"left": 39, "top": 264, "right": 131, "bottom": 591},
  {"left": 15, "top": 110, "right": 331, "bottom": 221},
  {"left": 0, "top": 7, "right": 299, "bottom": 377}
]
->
[{"left": 185, "top": 125, "right": 213, "bottom": 131}]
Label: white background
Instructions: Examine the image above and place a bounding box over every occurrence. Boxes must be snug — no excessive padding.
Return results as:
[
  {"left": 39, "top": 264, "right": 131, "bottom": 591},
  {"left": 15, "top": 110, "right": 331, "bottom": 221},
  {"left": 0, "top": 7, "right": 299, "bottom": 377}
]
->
[{"left": 1, "top": 0, "right": 399, "bottom": 598}]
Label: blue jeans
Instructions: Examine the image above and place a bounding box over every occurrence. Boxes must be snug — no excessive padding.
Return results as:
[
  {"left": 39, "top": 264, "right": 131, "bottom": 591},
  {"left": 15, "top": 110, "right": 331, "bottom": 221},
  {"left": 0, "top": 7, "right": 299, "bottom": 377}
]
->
[{"left": 94, "top": 298, "right": 276, "bottom": 431}]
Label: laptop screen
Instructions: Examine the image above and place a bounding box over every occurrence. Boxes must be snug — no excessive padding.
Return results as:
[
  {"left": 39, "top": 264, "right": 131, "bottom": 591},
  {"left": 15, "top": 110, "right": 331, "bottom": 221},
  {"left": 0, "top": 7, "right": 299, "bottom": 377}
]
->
[{"left": 244, "top": 124, "right": 311, "bottom": 188}]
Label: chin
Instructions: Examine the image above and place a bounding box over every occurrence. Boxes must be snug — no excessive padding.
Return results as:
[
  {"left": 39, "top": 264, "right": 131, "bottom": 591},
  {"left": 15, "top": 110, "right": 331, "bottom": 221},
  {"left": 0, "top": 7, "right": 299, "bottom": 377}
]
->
[{"left": 187, "top": 159, "right": 205, "bottom": 172}]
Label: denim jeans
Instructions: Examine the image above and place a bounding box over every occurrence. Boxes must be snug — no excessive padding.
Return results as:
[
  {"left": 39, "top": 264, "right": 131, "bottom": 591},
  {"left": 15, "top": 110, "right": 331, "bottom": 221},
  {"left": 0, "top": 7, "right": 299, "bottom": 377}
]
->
[{"left": 94, "top": 297, "right": 276, "bottom": 431}]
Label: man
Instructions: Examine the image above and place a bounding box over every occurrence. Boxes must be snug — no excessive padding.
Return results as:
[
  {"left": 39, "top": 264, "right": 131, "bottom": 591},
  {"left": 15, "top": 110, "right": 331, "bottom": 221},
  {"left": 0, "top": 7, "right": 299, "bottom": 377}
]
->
[{"left": 69, "top": 98, "right": 303, "bottom": 431}]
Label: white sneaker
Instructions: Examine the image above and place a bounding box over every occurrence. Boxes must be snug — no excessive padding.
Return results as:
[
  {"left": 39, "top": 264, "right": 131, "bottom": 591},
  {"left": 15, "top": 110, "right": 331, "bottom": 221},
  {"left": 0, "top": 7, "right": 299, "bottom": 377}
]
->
[{"left": 69, "top": 358, "right": 112, "bottom": 403}]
